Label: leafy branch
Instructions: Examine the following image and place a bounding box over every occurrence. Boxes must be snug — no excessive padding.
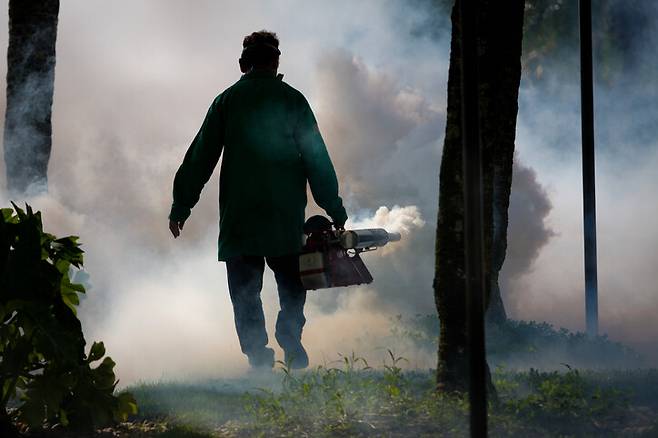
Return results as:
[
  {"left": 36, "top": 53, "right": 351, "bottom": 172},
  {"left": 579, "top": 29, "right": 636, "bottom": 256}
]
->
[{"left": 0, "top": 203, "right": 137, "bottom": 433}]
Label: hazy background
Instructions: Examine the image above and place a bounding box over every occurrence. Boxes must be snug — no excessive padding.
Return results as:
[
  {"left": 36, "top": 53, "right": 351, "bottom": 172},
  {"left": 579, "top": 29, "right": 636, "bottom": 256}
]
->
[{"left": 0, "top": 0, "right": 655, "bottom": 383}]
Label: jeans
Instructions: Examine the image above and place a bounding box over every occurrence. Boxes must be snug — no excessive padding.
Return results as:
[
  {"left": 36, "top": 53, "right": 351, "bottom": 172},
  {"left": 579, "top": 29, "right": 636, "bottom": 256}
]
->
[{"left": 225, "top": 254, "right": 307, "bottom": 367}]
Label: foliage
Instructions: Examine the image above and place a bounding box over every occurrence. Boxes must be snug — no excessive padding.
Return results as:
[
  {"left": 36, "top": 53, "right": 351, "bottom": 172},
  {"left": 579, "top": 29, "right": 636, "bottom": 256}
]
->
[
  {"left": 128, "top": 381, "right": 248, "bottom": 431},
  {"left": 390, "top": 314, "right": 643, "bottom": 369},
  {"left": 495, "top": 368, "right": 630, "bottom": 436},
  {"left": 419, "top": 0, "right": 653, "bottom": 86},
  {"left": 243, "top": 352, "right": 469, "bottom": 437},
  {"left": 521, "top": 0, "right": 655, "bottom": 84},
  {"left": 0, "top": 203, "right": 137, "bottom": 432},
  {"left": 124, "top": 360, "right": 658, "bottom": 437},
  {"left": 487, "top": 319, "right": 643, "bottom": 369}
]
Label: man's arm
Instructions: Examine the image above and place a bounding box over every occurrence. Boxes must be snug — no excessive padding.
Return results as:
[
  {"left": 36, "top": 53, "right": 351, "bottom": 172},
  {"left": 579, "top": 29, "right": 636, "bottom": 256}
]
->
[
  {"left": 169, "top": 96, "right": 224, "bottom": 237},
  {"left": 294, "top": 97, "right": 348, "bottom": 227}
]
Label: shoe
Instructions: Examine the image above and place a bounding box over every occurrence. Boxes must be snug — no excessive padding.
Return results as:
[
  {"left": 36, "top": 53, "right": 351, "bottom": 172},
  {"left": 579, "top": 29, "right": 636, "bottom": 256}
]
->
[
  {"left": 247, "top": 347, "right": 275, "bottom": 369},
  {"left": 284, "top": 345, "right": 309, "bottom": 369}
]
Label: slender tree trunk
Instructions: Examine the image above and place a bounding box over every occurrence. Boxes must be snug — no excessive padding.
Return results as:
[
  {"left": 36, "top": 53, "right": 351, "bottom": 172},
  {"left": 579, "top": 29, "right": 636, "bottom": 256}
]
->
[
  {"left": 434, "top": 1, "right": 469, "bottom": 392},
  {"left": 434, "top": 0, "right": 524, "bottom": 392},
  {"left": 3, "top": 0, "right": 60, "bottom": 196},
  {"left": 484, "top": 0, "right": 526, "bottom": 325}
]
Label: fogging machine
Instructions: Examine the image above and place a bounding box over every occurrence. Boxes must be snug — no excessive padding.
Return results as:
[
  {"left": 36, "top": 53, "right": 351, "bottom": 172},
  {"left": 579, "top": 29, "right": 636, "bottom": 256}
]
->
[{"left": 299, "top": 215, "right": 401, "bottom": 290}]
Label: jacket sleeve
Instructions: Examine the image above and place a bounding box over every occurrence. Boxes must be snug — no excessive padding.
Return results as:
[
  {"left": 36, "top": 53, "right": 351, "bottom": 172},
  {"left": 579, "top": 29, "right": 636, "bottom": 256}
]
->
[
  {"left": 294, "top": 96, "right": 348, "bottom": 227},
  {"left": 169, "top": 96, "right": 224, "bottom": 222}
]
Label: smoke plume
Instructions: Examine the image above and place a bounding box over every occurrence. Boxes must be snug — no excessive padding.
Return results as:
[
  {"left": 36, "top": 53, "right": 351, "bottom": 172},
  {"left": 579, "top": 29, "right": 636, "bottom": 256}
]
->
[{"left": 0, "top": 0, "right": 656, "bottom": 384}]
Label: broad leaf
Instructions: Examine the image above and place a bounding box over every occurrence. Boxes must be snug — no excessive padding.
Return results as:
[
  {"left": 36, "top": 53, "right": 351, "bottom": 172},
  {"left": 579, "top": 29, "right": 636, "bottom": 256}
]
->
[{"left": 88, "top": 342, "right": 106, "bottom": 363}]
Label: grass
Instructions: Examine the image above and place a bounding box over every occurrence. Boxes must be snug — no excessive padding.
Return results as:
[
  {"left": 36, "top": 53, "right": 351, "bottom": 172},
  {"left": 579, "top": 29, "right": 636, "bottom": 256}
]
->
[
  {"left": 19, "top": 317, "right": 657, "bottom": 437},
  {"left": 121, "top": 354, "right": 658, "bottom": 437},
  {"left": 128, "top": 382, "right": 248, "bottom": 429}
]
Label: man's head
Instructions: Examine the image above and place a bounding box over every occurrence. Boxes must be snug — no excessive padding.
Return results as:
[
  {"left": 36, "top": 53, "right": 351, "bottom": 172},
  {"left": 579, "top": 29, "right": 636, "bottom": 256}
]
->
[{"left": 239, "top": 30, "right": 280, "bottom": 73}]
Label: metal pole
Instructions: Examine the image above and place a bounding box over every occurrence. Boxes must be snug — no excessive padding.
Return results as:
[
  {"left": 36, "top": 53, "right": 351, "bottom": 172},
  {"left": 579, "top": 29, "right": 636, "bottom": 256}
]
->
[
  {"left": 579, "top": 0, "right": 599, "bottom": 337},
  {"left": 458, "top": 0, "right": 488, "bottom": 435}
]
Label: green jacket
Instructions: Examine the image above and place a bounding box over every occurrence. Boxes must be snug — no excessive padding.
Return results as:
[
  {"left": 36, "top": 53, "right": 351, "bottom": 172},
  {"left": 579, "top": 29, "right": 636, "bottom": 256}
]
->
[{"left": 169, "top": 70, "right": 347, "bottom": 261}]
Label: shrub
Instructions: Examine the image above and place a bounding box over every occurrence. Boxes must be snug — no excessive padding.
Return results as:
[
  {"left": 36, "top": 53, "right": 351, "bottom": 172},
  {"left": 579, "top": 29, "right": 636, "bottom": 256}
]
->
[
  {"left": 391, "top": 314, "right": 643, "bottom": 369},
  {"left": 0, "top": 203, "right": 136, "bottom": 434}
]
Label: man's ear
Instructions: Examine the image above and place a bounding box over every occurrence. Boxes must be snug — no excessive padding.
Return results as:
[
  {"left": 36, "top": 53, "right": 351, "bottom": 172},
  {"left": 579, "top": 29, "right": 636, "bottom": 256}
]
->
[{"left": 239, "top": 58, "right": 250, "bottom": 73}]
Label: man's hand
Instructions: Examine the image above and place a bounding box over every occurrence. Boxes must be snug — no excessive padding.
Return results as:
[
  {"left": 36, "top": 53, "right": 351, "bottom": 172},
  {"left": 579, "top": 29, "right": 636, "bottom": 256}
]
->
[{"left": 169, "top": 220, "right": 185, "bottom": 238}]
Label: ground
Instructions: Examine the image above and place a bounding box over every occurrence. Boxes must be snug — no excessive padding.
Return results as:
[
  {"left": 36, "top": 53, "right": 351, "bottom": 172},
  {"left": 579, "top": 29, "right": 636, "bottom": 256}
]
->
[{"left": 19, "top": 360, "right": 658, "bottom": 437}]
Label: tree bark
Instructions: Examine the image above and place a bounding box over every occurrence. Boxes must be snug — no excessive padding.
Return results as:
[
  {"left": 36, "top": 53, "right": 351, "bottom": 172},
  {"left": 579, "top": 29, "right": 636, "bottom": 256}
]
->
[
  {"left": 485, "top": 0, "right": 526, "bottom": 325},
  {"left": 434, "top": 0, "right": 525, "bottom": 392},
  {"left": 3, "top": 0, "right": 59, "bottom": 196}
]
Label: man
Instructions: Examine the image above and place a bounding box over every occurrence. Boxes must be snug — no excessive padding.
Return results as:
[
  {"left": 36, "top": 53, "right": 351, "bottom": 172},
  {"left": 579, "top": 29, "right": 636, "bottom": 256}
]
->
[{"left": 168, "top": 31, "right": 347, "bottom": 370}]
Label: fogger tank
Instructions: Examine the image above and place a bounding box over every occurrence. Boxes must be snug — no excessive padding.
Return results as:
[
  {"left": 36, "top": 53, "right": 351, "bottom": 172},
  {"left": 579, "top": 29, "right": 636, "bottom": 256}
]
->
[{"left": 299, "top": 215, "right": 401, "bottom": 290}]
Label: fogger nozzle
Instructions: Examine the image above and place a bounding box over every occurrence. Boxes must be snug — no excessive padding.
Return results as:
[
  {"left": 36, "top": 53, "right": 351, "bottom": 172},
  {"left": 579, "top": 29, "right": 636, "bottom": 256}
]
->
[{"left": 339, "top": 229, "right": 401, "bottom": 250}]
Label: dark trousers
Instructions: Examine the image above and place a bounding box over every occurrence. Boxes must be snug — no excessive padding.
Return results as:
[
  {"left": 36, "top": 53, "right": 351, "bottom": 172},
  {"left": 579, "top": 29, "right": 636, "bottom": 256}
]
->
[{"left": 225, "top": 254, "right": 307, "bottom": 364}]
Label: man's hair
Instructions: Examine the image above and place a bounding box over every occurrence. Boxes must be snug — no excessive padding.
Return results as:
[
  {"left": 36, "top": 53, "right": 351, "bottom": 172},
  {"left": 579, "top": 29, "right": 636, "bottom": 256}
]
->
[{"left": 240, "top": 30, "right": 280, "bottom": 70}]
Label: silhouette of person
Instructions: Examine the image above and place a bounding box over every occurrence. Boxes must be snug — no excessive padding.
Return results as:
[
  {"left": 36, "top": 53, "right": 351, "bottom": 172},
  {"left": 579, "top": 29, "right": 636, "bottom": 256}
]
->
[{"left": 168, "top": 31, "right": 347, "bottom": 369}]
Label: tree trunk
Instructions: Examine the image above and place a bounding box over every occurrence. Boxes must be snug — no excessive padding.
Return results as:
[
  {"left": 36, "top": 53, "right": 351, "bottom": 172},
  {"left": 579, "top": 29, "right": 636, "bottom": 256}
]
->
[
  {"left": 3, "top": 0, "right": 60, "bottom": 196},
  {"left": 434, "top": 0, "right": 525, "bottom": 392},
  {"left": 484, "top": 0, "right": 526, "bottom": 325}
]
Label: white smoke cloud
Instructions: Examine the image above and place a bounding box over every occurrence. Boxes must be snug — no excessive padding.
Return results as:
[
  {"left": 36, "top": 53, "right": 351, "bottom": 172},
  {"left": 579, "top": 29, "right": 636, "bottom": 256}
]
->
[
  {"left": 0, "top": 0, "right": 445, "bottom": 384},
  {"left": 500, "top": 0, "right": 658, "bottom": 362},
  {"left": 347, "top": 205, "right": 426, "bottom": 235},
  {"left": 0, "top": 0, "right": 656, "bottom": 386}
]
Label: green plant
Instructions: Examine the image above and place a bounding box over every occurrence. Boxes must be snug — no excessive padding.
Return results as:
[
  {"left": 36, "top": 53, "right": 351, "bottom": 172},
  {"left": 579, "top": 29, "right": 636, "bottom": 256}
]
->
[
  {"left": 240, "top": 353, "right": 473, "bottom": 437},
  {"left": 391, "top": 314, "right": 642, "bottom": 369},
  {"left": 0, "top": 203, "right": 136, "bottom": 433},
  {"left": 498, "top": 368, "right": 628, "bottom": 435},
  {"left": 121, "top": 362, "right": 654, "bottom": 436}
]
